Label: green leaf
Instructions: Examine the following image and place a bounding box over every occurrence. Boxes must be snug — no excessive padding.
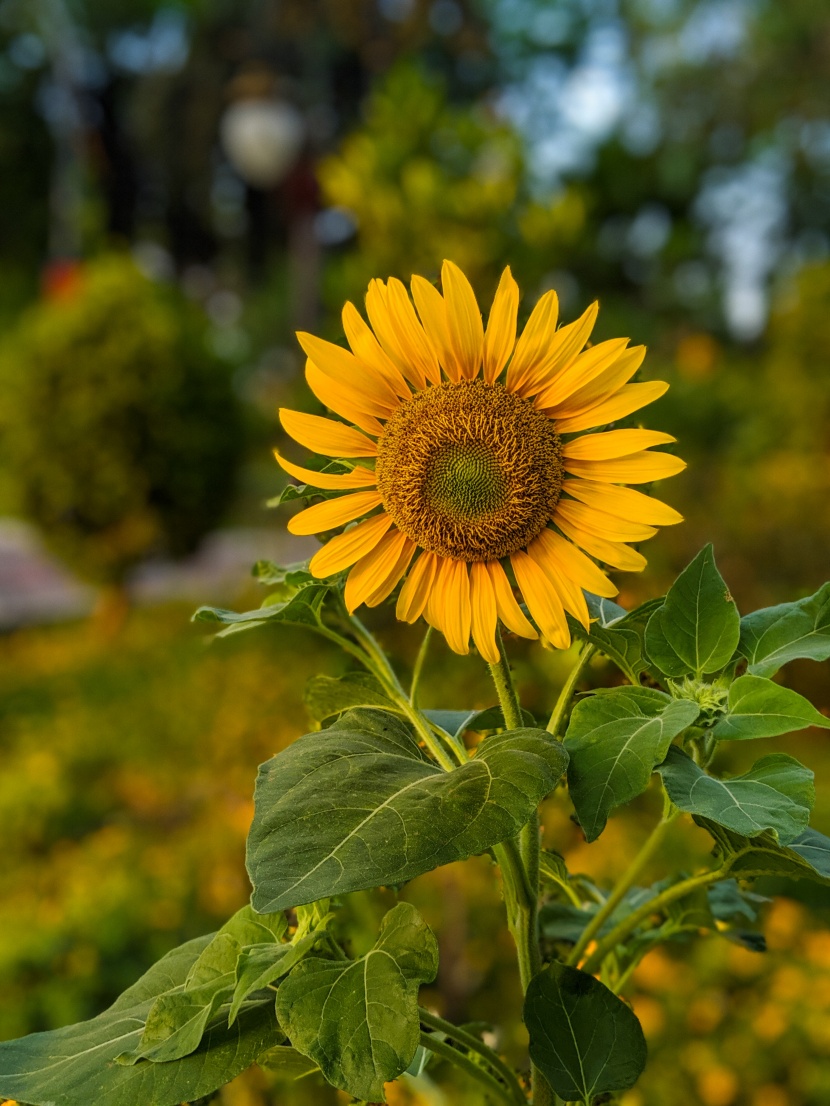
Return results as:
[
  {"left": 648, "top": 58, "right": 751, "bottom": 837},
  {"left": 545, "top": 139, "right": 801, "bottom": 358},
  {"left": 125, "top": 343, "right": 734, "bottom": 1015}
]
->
[
  {"left": 0, "top": 937, "right": 277, "bottom": 1106},
  {"left": 739, "top": 582, "right": 830, "bottom": 677},
  {"left": 304, "top": 672, "right": 399, "bottom": 723},
  {"left": 565, "top": 687, "right": 699, "bottom": 841},
  {"left": 257, "top": 1045, "right": 320, "bottom": 1080},
  {"left": 657, "top": 747, "right": 814, "bottom": 844},
  {"left": 276, "top": 903, "right": 437, "bottom": 1102},
  {"left": 572, "top": 595, "right": 665, "bottom": 681},
  {"left": 645, "top": 546, "right": 740, "bottom": 677},
  {"left": 247, "top": 708, "right": 568, "bottom": 912},
  {"left": 713, "top": 674, "right": 830, "bottom": 741},
  {"left": 193, "top": 584, "right": 329, "bottom": 636},
  {"left": 423, "top": 705, "right": 536, "bottom": 738},
  {"left": 700, "top": 821, "right": 830, "bottom": 886},
  {"left": 252, "top": 560, "right": 315, "bottom": 588},
  {"left": 525, "top": 962, "right": 647, "bottom": 1104},
  {"left": 229, "top": 934, "right": 320, "bottom": 1026}
]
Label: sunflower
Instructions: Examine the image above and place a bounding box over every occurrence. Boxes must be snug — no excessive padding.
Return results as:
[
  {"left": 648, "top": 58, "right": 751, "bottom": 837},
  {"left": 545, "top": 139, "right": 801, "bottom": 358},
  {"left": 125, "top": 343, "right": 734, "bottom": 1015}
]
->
[{"left": 275, "top": 261, "right": 684, "bottom": 662}]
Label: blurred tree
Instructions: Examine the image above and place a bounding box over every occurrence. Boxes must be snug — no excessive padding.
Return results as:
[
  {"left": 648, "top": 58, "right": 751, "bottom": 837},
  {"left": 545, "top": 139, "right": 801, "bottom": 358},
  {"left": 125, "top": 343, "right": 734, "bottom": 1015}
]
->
[
  {"left": 0, "top": 254, "right": 244, "bottom": 602},
  {"left": 319, "top": 60, "right": 587, "bottom": 304}
]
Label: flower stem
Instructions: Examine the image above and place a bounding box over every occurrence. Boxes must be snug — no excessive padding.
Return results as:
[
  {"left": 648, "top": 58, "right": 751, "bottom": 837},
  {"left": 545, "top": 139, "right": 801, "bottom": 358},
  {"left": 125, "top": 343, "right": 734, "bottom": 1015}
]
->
[
  {"left": 581, "top": 864, "right": 729, "bottom": 976},
  {"left": 488, "top": 635, "right": 555, "bottom": 1106},
  {"left": 419, "top": 1029, "right": 520, "bottom": 1104},
  {"left": 418, "top": 1008, "right": 526, "bottom": 1104},
  {"left": 567, "top": 806, "right": 679, "bottom": 969},
  {"left": 410, "top": 625, "right": 433, "bottom": 706},
  {"left": 546, "top": 644, "right": 596, "bottom": 738}
]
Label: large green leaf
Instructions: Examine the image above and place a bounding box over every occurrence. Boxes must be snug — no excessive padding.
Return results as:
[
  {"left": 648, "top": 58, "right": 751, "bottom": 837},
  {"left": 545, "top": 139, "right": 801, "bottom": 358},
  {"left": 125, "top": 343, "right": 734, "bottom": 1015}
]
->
[
  {"left": 657, "top": 747, "right": 814, "bottom": 844},
  {"left": 247, "top": 708, "right": 568, "bottom": 912},
  {"left": 645, "top": 546, "right": 740, "bottom": 677},
  {"left": 565, "top": 687, "right": 699, "bottom": 841},
  {"left": 0, "top": 937, "right": 277, "bottom": 1106},
  {"left": 700, "top": 821, "right": 830, "bottom": 885},
  {"left": 229, "top": 934, "right": 320, "bottom": 1025},
  {"left": 304, "top": 672, "right": 398, "bottom": 723},
  {"left": 739, "top": 582, "right": 830, "bottom": 677},
  {"left": 713, "top": 674, "right": 830, "bottom": 741},
  {"left": 571, "top": 595, "right": 665, "bottom": 682},
  {"left": 193, "top": 584, "right": 330, "bottom": 638},
  {"left": 276, "top": 903, "right": 438, "bottom": 1102},
  {"left": 525, "top": 962, "right": 647, "bottom": 1104}
]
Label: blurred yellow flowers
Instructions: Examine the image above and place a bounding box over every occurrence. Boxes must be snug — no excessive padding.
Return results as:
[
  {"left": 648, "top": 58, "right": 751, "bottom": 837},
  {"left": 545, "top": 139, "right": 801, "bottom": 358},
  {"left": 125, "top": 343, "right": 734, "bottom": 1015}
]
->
[{"left": 277, "top": 260, "right": 685, "bottom": 661}]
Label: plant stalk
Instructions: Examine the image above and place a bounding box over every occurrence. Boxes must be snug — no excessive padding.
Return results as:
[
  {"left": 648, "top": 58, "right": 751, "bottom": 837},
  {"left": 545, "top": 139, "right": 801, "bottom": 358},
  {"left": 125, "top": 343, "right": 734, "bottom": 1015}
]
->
[
  {"left": 567, "top": 807, "right": 679, "bottom": 968},
  {"left": 419, "top": 1008, "right": 526, "bottom": 1104},
  {"left": 546, "top": 644, "right": 596, "bottom": 738},
  {"left": 419, "top": 1029, "right": 520, "bottom": 1104},
  {"left": 410, "top": 625, "right": 433, "bottom": 706}
]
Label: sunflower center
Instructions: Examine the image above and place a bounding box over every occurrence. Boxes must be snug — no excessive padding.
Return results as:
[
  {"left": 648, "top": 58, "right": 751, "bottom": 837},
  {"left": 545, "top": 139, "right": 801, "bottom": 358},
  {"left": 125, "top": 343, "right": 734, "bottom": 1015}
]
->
[{"left": 375, "top": 380, "right": 564, "bottom": 562}]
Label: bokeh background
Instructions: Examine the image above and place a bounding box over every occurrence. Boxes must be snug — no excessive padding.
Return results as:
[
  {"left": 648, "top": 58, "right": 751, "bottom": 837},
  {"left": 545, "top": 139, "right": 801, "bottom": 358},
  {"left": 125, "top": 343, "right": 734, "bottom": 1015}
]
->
[{"left": 0, "top": 1, "right": 829, "bottom": 1103}]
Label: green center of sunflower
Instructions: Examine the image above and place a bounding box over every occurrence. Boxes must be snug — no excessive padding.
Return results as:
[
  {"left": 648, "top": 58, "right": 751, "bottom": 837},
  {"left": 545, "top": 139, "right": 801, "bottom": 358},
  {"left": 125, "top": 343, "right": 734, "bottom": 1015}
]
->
[{"left": 375, "top": 380, "right": 564, "bottom": 562}]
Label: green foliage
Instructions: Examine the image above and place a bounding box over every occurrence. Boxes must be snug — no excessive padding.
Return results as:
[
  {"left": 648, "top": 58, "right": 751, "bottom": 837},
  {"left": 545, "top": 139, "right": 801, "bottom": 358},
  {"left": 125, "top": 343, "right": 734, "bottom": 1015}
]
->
[
  {"left": 738, "top": 581, "right": 830, "bottom": 677},
  {"left": 247, "top": 708, "right": 568, "bottom": 912},
  {"left": 0, "top": 934, "right": 278, "bottom": 1106},
  {"left": 0, "top": 254, "right": 244, "bottom": 584},
  {"left": 276, "top": 904, "right": 438, "bottom": 1101},
  {"left": 565, "top": 687, "right": 699, "bottom": 841},
  {"left": 644, "top": 545, "right": 740, "bottom": 677},
  {"left": 525, "top": 962, "right": 647, "bottom": 1104},
  {"left": 713, "top": 674, "right": 830, "bottom": 740},
  {"left": 658, "top": 747, "right": 814, "bottom": 845}
]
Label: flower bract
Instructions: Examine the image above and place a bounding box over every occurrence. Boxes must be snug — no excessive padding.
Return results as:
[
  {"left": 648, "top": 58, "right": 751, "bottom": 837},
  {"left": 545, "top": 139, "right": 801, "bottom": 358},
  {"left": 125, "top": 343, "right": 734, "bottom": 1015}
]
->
[{"left": 277, "top": 261, "right": 685, "bottom": 661}]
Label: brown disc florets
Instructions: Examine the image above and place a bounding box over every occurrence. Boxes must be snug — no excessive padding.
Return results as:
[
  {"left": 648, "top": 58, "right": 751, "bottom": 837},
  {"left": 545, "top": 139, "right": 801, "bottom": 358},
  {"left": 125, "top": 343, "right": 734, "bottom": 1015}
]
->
[{"left": 375, "top": 380, "right": 564, "bottom": 561}]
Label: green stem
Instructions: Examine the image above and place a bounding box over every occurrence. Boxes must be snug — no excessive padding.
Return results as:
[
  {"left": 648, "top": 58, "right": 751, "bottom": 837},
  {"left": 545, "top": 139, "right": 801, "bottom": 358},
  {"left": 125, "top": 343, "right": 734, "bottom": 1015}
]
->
[
  {"left": 539, "top": 855, "right": 582, "bottom": 909},
  {"left": 567, "top": 808, "right": 679, "bottom": 968},
  {"left": 419, "top": 1009, "right": 526, "bottom": 1104},
  {"left": 487, "top": 636, "right": 555, "bottom": 1106},
  {"left": 581, "top": 865, "right": 728, "bottom": 976},
  {"left": 420, "top": 1030, "right": 519, "bottom": 1104},
  {"left": 546, "top": 644, "right": 596, "bottom": 738},
  {"left": 410, "top": 625, "right": 433, "bottom": 706}
]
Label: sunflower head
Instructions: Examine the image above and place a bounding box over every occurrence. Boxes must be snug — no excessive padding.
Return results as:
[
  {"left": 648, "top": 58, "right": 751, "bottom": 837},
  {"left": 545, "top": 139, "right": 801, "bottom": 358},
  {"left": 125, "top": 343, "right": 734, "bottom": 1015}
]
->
[{"left": 276, "top": 261, "right": 685, "bottom": 662}]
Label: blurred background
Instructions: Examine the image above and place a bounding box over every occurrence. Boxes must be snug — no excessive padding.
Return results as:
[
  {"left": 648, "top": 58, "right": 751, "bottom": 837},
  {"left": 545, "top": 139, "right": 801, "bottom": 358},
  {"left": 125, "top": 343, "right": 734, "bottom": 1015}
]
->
[{"left": 0, "top": 1, "right": 829, "bottom": 1103}]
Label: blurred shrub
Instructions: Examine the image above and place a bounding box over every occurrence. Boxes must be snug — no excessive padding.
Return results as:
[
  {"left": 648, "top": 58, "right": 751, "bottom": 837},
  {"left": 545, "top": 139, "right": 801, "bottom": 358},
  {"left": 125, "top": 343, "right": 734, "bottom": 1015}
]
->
[
  {"left": 0, "top": 254, "right": 244, "bottom": 584},
  {"left": 319, "top": 62, "right": 586, "bottom": 303}
]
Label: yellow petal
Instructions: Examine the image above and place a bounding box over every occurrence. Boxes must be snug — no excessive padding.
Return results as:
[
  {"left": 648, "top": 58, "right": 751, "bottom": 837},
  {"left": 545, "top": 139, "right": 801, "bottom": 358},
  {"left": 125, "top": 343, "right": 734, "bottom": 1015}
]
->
[
  {"left": 526, "top": 534, "right": 590, "bottom": 631},
  {"left": 512, "top": 300, "right": 599, "bottom": 399},
  {"left": 288, "top": 490, "right": 383, "bottom": 536},
  {"left": 487, "top": 560, "right": 538, "bottom": 639},
  {"left": 511, "top": 550, "right": 571, "bottom": 649},
  {"left": 397, "top": 550, "right": 440, "bottom": 623},
  {"left": 563, "top": 429, "right": 676, "bottom": 461},
  {"left": 386, "top": 278, "right": 441, "bottom": 386},
  {"left": 432, "top": 557, "right": 471, "bottom": 655},
  {"left": 536, "top": 337, "right": 631, "bottom": 411},
  {"left": 469, "top": 562, "right": 500, "bottom": 663},
  {"left": 442, "top": 260, "right": 484, "bottom": 380},
  {"left": 554, "top": 381, "right": 669, "bottom": 434},
  {"left": 530, "top": 528, "right": 618, "bottom": 599},
  {"left": 545, "top": 345, "right": 646, "bottom": 418},
  {"left": 345, "top": 528, "right": 414, "bottom": 612},
  {"left": 274, "top": 450, "right": 377, "bottom": 490},
  {"left": 297, "top": 331, "right": 400, "bottom": 414},
  {"left": 483, "top": 267, "right": 519, "bottom": 383},
  {"left": 365, "top": 279, "right": 425, "bottom": 388},
  {"left": 505, "top": 290, "right": 559, "bottom": 395},
  {"left": 554, "top": 513, "right": 647, "bottom": 572},
  {"left": 562, "top": 479, "right": 683, "bottom": 527},
  {"left": 305, "top": 360, "right": 386, "bottom": 437},
  {"left": 555, "top": 499, "right": 657, "bottom": 543},
  {"left": 564, "top": 451, "right": 687, "bottom": 484},
  {"left": 410, "top": 275, "right": 460, "bottom": 382},
  {"left": 342, "top": 301, "right": 410, "bottom": 398},
  {"left": 280, "top": 409, "right": 378, "bottom": 458},
  {"left": 365, "top": 536, "right": 416, "bottom": 607},
  {"left": 309, "top": 513, "right": 392, "bottom": 577}
]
